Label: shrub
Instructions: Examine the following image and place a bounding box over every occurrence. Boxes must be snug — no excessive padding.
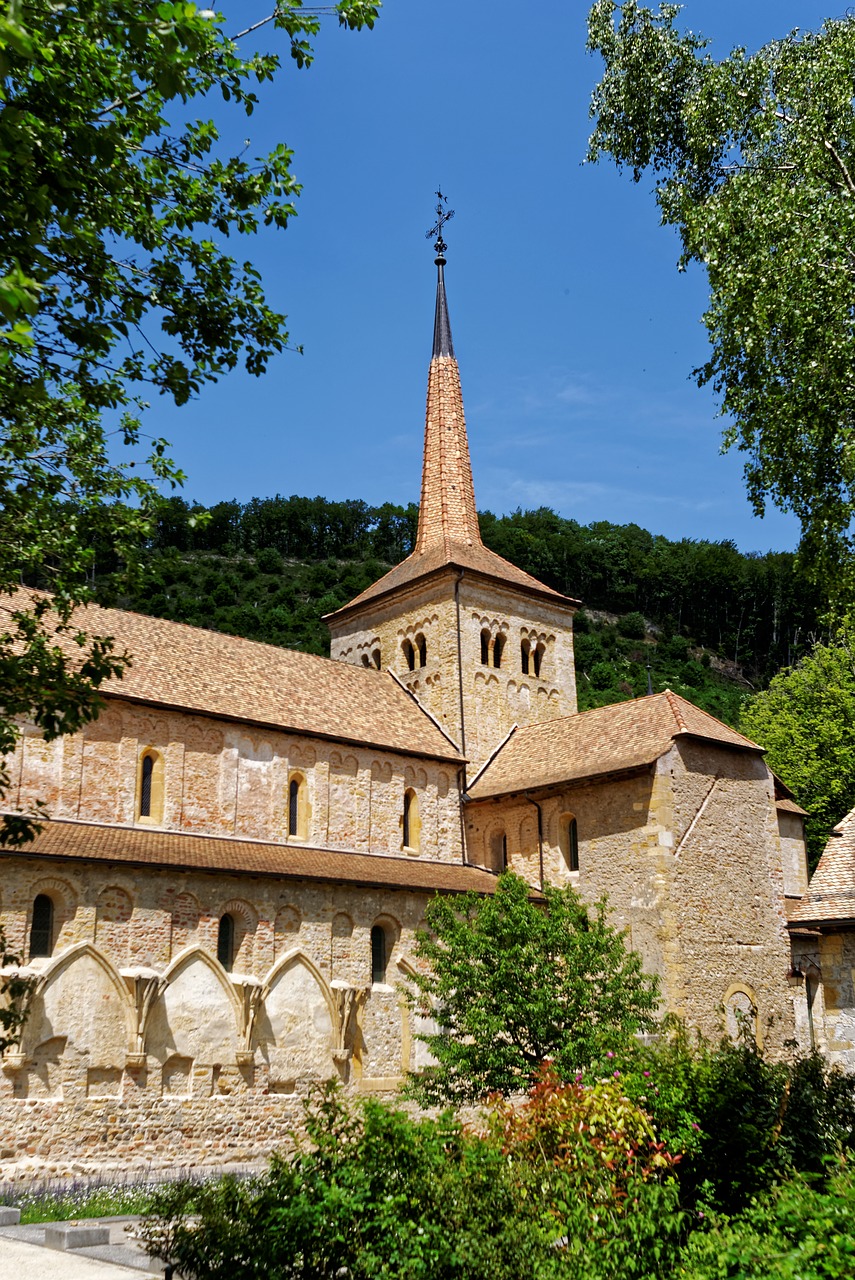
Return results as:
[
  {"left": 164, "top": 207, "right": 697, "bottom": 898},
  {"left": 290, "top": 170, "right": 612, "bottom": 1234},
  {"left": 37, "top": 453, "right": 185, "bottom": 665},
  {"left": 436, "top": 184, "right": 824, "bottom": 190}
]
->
[
  {"left": 139, "top": 1084, "right": 558, "bottom": 1280},
  {"left": 618, "top": 611, "right": 646, "bottom": 639},
  {"left": 255, "top": 546, "right": 284, "bottom": 574},
  {"left": 590, "top": 660, "right": 617, "bottom": 690},
  {"left": 680, "top": 1166, "right": 855, "bottom": 1279},
  {"left": 616, "top": 1025, "right": 855, "bottom": 1215}
]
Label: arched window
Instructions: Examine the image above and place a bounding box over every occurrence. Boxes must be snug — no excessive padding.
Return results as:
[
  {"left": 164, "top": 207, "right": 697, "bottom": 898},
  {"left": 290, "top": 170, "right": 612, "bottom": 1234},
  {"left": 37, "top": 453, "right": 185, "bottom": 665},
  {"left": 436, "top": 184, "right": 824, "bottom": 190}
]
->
[
  {"left": 372, "top": 648, "right": 381, "bottom": 670},
  {"left": 403, "top": 788, "right": 421, "bottom": 852},
  {"left": 533, "top": 645, "right": 543, "bottom": 678},
  {"left": 559, "top": 815, "right": 579, "bottom": 873},
  {"left": 490, "top": 831, "right": 508, "bottom": 873},
  {"left": 361, "top": 653, "right": 371, "bottom": 667},
  {"left": 493, "top": 634, "right": 505, "bottom": 668},
  {"left": 136, "top": 749, "right": 164, "bottom": 824},
  {"left": 480, "top": 629, "right": 490, "bottom": 665},
  {"left": 371, "top": 924, "right": 387, "bottom": 985},
  {"left": 521, "top": 639, "right": 530, "bottom": 675},
  {"left": 417, "top": 634, "right": 427, "bottom": 668},
  {"left": 402, "top": 638, "right": 415, "bottom": 671},
  {"left": 217, "top": 914, "right": 235, "bottom": 971},
  {"left": 29, "top": 894, "right": 54, "bottom": 958},
  {"left": 288, "top": 773, "right": 308, "bottom": 840}
]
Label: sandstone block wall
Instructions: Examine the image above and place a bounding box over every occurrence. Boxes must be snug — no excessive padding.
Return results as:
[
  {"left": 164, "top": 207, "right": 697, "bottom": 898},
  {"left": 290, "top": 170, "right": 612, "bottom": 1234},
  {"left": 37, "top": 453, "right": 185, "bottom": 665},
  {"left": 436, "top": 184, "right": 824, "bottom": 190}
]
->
[
  {"left": 464, "top": 742, "right": 806, "bottom": 1056},
  {"left": 5, "top": 699, "right": 463, "bottom": 863},
  {"left": 813, "top": 932, "right": 855, "bottom": 1072}
]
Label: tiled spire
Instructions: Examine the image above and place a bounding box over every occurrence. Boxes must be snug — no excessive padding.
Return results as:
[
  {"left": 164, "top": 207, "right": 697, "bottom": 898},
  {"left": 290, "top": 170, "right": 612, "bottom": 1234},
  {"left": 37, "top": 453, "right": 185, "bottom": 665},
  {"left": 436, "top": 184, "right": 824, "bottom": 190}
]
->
[{"left": 415, "top": 253, "right": 483, "bottom": 554}]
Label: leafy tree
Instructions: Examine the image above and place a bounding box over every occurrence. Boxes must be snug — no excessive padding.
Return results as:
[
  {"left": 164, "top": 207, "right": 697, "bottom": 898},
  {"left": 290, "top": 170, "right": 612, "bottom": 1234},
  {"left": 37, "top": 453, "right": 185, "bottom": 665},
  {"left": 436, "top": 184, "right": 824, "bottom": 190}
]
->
[
  {"left": 586, "top": 3, "right": 855, "bottom": 595},
  {"left": 0, "top": 0, "right": 378, "bottom": 843},
  {"left": 740, "top": 635, "right": 855, "bottom": 867},
  {"left": 404, "top": 871, "right": 660, "bottom": 1104}
]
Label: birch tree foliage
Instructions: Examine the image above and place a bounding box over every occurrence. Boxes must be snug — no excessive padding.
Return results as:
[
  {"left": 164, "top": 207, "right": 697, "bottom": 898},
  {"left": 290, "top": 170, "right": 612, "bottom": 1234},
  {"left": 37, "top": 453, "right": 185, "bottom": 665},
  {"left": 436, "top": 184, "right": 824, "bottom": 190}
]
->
[
  {"left": 0, "top": 0, "right": 379, "bottom": 847},
  {"left": 586, "top": 2, "right": 855, "bottom": 598}
]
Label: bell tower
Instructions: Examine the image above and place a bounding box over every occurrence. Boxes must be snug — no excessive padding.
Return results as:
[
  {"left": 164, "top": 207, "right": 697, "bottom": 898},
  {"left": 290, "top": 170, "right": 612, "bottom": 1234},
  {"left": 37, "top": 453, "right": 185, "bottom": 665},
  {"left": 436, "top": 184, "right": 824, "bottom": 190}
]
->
[{"left": 326, "top": 198, "right": 579, "bottom": 775}]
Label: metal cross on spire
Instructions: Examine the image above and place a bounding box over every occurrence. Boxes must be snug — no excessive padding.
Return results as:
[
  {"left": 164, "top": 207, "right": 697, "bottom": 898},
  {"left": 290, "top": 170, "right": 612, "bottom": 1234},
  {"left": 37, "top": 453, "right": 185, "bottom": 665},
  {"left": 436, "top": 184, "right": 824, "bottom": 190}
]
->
[{"left": 426, "top": 188, "right": 455, "bottom": 258}]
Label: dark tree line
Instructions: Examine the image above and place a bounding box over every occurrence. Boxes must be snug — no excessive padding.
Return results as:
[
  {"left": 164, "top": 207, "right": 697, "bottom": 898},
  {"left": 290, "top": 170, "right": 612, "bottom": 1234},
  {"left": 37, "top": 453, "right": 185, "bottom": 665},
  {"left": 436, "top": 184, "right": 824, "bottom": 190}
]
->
[{"left": 143, "top": 496, "right": 822, "bottom": 683}]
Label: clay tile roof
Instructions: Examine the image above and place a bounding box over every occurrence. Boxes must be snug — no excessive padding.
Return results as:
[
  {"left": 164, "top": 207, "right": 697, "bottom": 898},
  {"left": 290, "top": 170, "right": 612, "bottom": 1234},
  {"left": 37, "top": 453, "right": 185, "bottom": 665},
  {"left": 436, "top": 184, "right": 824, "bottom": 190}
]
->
[
  {"left": 3, "top": 591, "right": 462, "bottom": 763},
  {"left": 788, "top": 806, "right": 855, "bottom": 926},
  {"left": 776, "top": 798, "right": 808, "bottom": 817},
  {"left": 467, "top": 690, "right": 762, "bottom": 799},
  {"left": 3, "top": 818, "right": 506, "bottom": 896},
  {"left": 327, "top": 266, "right": 577, "bottom": 622}
]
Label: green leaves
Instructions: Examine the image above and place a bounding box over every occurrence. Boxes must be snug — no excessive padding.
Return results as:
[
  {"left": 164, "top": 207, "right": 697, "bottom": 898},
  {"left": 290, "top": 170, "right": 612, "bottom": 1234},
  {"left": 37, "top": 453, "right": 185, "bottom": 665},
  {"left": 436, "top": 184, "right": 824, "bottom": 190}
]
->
[
  {"left": 740, "top": 632, "right": 855, "bottom": 867},
  {"left": 587, "top": 5, "right": 855, "bottom": 602},
  {"left": 404, "top": 871, "right": 660, "bottom": 1104},
  {"left": 0, "top": 1, "right": 379, "bottom": 848}
]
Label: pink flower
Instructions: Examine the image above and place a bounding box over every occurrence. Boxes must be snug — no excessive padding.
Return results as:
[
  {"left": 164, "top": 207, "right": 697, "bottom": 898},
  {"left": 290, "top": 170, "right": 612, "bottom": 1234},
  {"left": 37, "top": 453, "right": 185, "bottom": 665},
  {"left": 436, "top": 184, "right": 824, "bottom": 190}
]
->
[
  {"left": 643, "top": 1070, "right": 650, "bottom": 1077},
  {"left": 606, "top": 1051, "right": 614, "bottom": 1059}
]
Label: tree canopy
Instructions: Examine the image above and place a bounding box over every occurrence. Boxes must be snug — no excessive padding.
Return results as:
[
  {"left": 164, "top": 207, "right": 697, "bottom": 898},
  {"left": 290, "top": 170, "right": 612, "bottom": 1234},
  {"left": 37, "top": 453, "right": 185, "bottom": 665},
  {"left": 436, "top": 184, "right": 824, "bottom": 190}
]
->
[
  {"left": 0, "top": 0, "right": 377, "bottom": 842},
  {"left": 404, "top": 872, "right": 660, "bottom": 1104},
  {"left": 740, "top": 635, "right": 855, "bottom": 868},
  {"left": 587, "top": 3, "right": 855, "bottom": 597}
]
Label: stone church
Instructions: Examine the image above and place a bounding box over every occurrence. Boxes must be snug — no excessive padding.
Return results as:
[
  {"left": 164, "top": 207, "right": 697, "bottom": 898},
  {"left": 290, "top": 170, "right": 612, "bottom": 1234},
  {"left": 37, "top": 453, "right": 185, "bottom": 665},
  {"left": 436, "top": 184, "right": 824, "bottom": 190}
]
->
[{"left": 0, "top": 246, "right": 818, "bottom": 1169}]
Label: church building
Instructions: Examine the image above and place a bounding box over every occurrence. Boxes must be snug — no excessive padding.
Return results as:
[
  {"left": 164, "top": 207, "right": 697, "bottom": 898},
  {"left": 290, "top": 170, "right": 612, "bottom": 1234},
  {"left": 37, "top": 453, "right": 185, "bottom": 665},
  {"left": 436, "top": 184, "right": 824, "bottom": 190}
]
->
[{"left": 0, "top": 242, "right": 815, "bottom": 1171}]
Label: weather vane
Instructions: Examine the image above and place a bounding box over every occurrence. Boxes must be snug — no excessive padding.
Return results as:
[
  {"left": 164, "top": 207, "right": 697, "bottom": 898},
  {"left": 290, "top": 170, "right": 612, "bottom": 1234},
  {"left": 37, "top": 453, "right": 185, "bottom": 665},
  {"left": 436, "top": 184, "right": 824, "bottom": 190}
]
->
[{"left": 426, "top": 188, "right": 455, "bottom": 257}]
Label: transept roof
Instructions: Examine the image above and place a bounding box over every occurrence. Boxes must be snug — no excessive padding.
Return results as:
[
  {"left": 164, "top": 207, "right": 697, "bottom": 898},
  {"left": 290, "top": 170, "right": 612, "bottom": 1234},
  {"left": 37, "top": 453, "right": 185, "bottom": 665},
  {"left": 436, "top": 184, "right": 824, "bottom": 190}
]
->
[{"left": 467, "top": 690, "right": 763, "bottom": 799}]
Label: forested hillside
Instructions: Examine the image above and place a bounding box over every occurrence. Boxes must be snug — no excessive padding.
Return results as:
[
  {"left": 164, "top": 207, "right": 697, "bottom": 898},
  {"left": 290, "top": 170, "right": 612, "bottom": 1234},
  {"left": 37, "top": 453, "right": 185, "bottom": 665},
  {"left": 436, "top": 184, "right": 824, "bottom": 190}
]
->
[{"left": 107, "top": 495, "right": 824, "bottom": 727}]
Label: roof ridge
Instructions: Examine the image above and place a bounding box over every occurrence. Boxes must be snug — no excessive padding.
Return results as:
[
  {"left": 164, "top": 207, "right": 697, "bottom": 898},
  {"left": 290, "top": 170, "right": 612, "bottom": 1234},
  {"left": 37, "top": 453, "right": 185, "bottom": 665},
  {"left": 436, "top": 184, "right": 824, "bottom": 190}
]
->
[
  {"left": 665, "top": 687, "right": 762, "bottom": 750},
  {"left": 663, "top": 688, "right": 689, "bottom": 732}
]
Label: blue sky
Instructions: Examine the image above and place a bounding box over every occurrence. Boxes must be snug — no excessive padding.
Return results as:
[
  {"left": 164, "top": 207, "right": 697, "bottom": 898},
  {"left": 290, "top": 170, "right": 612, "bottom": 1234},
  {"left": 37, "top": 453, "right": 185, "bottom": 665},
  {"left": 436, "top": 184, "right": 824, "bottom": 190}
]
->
[{"left": 150, "top": 1, "right": 834, "bottom": 553}]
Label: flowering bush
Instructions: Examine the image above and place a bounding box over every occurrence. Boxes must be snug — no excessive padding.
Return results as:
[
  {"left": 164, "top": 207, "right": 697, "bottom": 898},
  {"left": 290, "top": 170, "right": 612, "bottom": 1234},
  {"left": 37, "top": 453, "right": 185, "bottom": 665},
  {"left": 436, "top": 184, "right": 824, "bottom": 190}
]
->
[{"left": 490, "top": 1063, "right": 679, "bottom": 1198}]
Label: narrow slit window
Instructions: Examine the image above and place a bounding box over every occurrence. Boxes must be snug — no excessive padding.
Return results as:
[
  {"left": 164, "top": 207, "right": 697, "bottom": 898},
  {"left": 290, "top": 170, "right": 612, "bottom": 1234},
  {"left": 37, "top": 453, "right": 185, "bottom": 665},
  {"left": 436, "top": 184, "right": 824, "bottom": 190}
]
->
[
  {"left": 560, "top": 816, "right": 579, "bottom": 873},
  {"left": 493, "top": 634, "right": 505, "bottom": 668},
  {"left": 480, "top": 629, "right": 490, "bottom": 665},
  {"left": 403, "top": 639, "right": 415, "bottom": 671},
  {"left": 371, "top": 924, "right": 387, "bottom": 985},
  {"left": 533, "top": 645, "right": 543, "bottom": 678},
  {"left": 289, "top": 779, "right": 299, "bottom": 836},
  {"left": 521, "top": 639, "right": 530, "bottom": 675},
  {"left": 372, "top": 648, "right": 381, "bottom": 669},
  {"left": 217, "top": 914, "right": 235, "bottom": 971},
  {"left": 417, "top": 635, "right": 427, "bottom": 668},
  {"left": 29, "top": 894, "right": 54, "bottom": 959},
  {"left": 140, "top": 753, "right": 154, "bottom": 818}
]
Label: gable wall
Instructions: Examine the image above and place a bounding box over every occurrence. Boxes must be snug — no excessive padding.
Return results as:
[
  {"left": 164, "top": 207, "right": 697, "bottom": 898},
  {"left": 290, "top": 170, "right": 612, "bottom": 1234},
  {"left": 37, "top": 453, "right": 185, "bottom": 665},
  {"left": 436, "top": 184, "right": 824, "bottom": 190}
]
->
[{"left": 464, "top": 742, "right": 805, "bottom": 1054}]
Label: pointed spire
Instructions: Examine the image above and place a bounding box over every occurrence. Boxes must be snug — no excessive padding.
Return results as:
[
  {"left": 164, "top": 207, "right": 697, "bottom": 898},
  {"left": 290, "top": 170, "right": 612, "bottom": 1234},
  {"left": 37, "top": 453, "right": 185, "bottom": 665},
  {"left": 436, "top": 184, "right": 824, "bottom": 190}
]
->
[
  {"left": 415, "top": 203, "right": 482, "bottom": 555},
  {"left": 432, "top": 253, "right": 455, "bottom": 358}
]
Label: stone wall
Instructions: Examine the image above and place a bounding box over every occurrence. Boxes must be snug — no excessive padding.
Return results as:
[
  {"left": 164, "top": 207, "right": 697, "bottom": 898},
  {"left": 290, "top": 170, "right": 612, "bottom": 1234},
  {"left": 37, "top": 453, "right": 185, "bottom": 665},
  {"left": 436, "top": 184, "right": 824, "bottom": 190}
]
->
[
  {"left": 0, "top": 859, "right": 435, "bottom": 1166},
  {"left": 814, "top": 931, "right": 855, "bottom": 1072},
  {"left": 5, "top": 699, "right": 463, "bottom": 864},
  {"left": 464, "top": 741, "right": 807, "bottom": 1055}
]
